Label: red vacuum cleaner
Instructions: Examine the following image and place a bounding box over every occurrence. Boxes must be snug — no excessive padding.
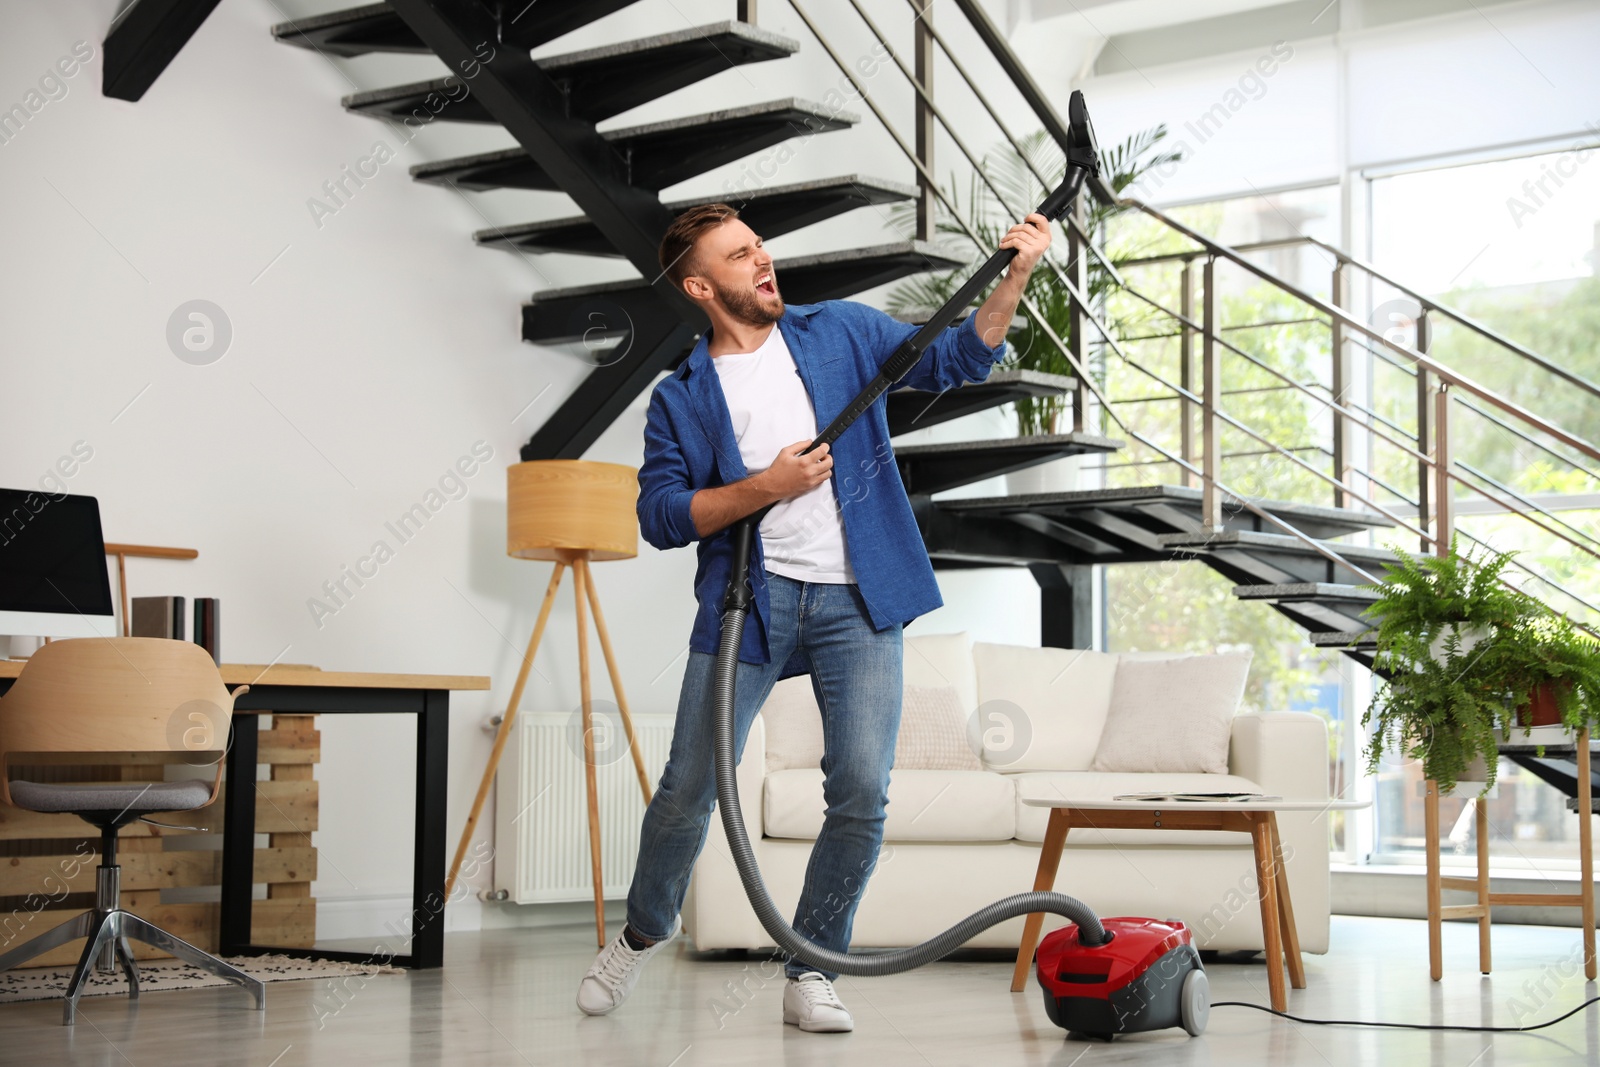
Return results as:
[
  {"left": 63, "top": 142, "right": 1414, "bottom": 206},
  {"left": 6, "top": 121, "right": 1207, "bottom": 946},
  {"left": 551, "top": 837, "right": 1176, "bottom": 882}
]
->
[{"left": 1036, "top": 918, "right": 1209, "bottom": 1039}]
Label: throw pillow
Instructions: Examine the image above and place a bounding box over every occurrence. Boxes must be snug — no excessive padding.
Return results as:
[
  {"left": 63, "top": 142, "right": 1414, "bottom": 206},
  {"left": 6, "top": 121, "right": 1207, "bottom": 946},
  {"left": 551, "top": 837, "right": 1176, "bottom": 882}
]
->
[
  {"left": 894, "top": 684, "right": 984, "bottom": 771},
  {"left": 1090, "top": 651, "right": 1252, "bottom": 775},
  {"left": 760, "top": 675, "right": 825, "bottom": 771}
]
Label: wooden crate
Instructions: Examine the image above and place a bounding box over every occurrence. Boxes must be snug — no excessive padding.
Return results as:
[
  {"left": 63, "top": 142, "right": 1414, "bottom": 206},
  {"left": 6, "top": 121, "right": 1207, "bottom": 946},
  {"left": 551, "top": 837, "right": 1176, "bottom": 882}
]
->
[{"left": 0, "top": 714, "right": 319, "bottom": 966}]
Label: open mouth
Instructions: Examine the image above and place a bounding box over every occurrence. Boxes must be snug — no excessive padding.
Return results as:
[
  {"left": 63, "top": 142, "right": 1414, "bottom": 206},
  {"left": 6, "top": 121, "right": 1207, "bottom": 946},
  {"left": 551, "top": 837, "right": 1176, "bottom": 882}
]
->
[{"left": 755, "top": 272, "right": 777, "bottom": 297}]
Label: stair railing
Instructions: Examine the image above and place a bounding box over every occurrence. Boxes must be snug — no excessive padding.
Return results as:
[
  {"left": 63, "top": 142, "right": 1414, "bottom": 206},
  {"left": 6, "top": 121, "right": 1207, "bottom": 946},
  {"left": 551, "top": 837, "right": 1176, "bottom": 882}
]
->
[
  {"left": 785, "top": 0, "right": 1385, "bottom": 584},
  {"left": 1103, "top": 201, "right": 1600, "bottom": 623},
  {"left": 915, "top": 0, "right": 1600, "bottom": 624}
]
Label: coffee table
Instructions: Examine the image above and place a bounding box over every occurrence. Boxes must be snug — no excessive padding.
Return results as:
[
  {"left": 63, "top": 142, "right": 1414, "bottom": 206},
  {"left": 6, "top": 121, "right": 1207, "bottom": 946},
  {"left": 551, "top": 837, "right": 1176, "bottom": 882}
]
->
[{"left": 1011, "top": 794, "right": 1369, "bottom": 1011}]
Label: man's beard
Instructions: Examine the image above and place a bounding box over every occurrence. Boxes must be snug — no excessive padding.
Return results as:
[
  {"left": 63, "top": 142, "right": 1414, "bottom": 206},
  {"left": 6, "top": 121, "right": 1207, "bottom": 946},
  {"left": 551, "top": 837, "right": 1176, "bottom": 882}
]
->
[{"left": 718, "top": 279, "right": 784, "bottom": 326}]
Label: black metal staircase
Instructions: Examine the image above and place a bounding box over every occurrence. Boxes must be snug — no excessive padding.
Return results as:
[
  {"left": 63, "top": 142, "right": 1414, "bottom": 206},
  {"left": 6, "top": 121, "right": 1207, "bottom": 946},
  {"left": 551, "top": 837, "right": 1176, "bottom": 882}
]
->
[
  {"left": 266, "top": 0, "right": 1408, "bottom": 668},
  {"left": 265, "top": 4, "right": 1593, "bottom": 731},
  {"left": 271, "top": 1, "right": 974, "bottom": 465}
]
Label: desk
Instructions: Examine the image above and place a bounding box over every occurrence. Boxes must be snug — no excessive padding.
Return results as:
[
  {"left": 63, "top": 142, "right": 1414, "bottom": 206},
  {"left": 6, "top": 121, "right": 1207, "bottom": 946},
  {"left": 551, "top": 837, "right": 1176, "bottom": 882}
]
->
[
  {"left": 0, "top": 662, "right": 489, "bottom": 971},
  {"left": 1011, "top": 796, "right": 1368, "bottom": 1012}
]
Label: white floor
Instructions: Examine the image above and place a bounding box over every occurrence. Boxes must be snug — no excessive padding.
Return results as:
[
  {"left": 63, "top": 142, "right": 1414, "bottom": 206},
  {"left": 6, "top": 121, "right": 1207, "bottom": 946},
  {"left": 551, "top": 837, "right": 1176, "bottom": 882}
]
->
[{"left": 2, "top": 915, "right": 1598, "bottom": 1065}]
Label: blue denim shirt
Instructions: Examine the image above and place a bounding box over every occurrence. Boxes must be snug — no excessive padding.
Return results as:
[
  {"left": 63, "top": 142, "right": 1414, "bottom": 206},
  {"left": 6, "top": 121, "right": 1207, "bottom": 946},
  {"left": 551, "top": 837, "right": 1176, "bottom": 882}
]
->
[{"left": 637, "top": 299, "right": 1007, "bottom": 675}]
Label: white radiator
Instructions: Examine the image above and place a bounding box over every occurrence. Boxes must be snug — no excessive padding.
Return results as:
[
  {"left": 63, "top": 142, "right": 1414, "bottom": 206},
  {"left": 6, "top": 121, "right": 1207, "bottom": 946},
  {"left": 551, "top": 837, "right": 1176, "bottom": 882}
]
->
[{"left": 495, "top": 710, "right": 674, "bottom": 904}]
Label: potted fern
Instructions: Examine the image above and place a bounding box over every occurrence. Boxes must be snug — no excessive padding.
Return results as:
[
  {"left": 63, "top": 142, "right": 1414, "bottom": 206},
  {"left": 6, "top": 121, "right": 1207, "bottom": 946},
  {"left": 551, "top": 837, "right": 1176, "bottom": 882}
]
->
[{"left": 1361, "top": 537, "right": 1600, "bottom": 794}]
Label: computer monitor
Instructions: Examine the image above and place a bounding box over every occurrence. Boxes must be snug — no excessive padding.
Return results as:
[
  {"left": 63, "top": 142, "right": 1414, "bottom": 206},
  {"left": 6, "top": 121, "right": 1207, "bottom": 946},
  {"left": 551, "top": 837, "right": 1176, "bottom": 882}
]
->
[{"left": 0, "top": 489, "right": 117, "bottom": 639}]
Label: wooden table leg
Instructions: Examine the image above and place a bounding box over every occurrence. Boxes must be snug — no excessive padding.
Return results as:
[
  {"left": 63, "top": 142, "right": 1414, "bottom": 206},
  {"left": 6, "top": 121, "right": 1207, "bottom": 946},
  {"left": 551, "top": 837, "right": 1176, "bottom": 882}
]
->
[
  {"left": 1580, "top": 729, "right": 1596, "bottom": 981},
  {"left": 1251, "top": 814, "right": 1288, "bottom": 1012},
  {"left": 1268, "top": 814, "right": 1305, "bottom": 990},
  {"left": 1011, "top": 808, "right": 1070, "bottom": 993},
  {"left": 1475, "top": 796, "right": 1492, "bottom": 975},
  {"left": 1425, "top": 779, "right": 1443, "bottom": 982}
]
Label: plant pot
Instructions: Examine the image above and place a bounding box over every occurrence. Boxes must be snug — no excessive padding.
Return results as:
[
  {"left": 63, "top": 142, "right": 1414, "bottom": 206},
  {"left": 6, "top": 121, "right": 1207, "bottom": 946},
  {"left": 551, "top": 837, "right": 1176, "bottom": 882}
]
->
[
  {"left": 1519, "top": 682, "right": 1566, "bottom": 728},
  {"left": 1428, "top": 623, "right": 1488, "bottom": 662}
]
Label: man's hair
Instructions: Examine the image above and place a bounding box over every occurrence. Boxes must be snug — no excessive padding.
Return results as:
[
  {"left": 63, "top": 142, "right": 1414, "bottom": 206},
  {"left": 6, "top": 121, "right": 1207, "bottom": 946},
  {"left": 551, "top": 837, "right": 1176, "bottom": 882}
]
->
[{"left": 658, "top": 203, "right": 739, "bottom": 291}]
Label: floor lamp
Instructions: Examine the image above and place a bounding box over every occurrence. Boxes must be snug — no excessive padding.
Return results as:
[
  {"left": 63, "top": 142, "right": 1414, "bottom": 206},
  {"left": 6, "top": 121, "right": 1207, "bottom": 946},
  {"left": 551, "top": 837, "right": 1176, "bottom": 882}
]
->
[{"left": 447, "top": 460, "right": 655, "bottom": 948}]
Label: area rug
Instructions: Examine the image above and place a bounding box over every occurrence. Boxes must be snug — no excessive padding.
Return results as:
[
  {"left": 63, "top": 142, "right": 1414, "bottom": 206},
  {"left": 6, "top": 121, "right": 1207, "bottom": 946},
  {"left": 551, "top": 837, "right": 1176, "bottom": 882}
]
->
[{"left": 0, "top": 953, "right": 402, "bottom": 1004}]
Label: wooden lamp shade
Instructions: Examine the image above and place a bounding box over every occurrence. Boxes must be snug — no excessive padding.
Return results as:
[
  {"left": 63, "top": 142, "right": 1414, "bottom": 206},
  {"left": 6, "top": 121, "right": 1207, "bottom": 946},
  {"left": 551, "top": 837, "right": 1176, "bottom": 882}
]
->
[{"left": 507, "top": 460, "right": 638, "bottom": 562}]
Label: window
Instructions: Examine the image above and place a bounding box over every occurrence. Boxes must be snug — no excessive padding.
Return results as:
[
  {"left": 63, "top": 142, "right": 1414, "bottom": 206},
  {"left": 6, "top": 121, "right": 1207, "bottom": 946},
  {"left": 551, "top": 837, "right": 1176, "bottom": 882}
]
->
[{"left": 1365, "top": 144, "right": 1600, "bottom": 869}]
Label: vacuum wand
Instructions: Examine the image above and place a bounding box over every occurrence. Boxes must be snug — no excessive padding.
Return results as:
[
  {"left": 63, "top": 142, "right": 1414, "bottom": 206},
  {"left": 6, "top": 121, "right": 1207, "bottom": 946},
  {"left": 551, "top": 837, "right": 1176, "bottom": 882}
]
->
[
  {"left": 803, "top": 160, "right": 1089, "bottom": 457},
  {"left": 720, "top": 161, "right": 1093, "bottom": 604}
]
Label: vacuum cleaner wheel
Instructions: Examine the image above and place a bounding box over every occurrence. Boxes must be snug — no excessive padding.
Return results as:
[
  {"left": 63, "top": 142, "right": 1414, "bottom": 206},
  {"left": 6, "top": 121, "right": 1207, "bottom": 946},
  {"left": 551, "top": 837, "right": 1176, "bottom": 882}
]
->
[{"left": 1180, "top": 968, "right": 1210, "bottom": 1036}]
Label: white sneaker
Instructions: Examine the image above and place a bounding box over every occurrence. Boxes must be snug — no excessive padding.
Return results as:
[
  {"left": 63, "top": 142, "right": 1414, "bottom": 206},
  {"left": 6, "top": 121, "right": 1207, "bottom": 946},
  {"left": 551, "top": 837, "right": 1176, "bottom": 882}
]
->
[
  {"left": 575, "top": 917, "right": 681, "bottom": 1016},
  {"left": 783, "top": 972, "right": 854, "bottom": 1033}
]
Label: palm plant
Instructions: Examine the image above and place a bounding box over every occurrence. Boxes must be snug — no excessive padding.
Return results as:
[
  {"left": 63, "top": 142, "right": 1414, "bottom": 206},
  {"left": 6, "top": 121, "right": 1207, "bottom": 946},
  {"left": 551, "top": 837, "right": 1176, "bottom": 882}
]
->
[{"left": 886, "top": 126, "right": 1182, "bottom": 435}]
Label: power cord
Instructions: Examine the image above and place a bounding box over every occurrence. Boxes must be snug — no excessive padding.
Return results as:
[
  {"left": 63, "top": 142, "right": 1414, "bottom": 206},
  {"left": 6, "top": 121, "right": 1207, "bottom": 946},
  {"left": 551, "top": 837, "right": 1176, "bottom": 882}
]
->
[{"left": 1214, "top": 996, "right": 1600, "bottom": 1033}]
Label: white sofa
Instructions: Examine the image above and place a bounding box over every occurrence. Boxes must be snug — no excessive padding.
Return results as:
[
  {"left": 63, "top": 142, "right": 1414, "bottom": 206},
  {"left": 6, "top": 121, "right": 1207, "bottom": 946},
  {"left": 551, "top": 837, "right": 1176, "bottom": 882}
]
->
[{"left": 684, "top": 632, "right": 1331, "bottom": 955}]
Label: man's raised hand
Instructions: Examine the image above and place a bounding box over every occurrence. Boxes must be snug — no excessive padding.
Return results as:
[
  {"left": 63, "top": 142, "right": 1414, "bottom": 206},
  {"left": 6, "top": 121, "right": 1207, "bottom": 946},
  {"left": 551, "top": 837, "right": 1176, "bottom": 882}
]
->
[{"left": 999, "top": 212, "right": 1053, "bottom": 276}]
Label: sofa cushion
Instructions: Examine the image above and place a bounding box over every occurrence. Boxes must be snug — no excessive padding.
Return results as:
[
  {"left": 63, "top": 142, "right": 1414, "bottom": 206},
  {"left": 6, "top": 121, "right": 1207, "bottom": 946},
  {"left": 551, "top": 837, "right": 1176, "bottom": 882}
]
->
[
  {"left": 760, "top": 676, "right": 825, "bottom": 772},
  {"left": 904, "top": 631, "right": 978, "bottom": 714},
  {"left": 762, "top": 664, "right": 984, "bottom": 773},
  {"left": 764, "top": 768, "right": 1016, "bottom": 842},
  {"left": 971, "top": 643, "right": 1120, "bottom": 771},
  {"left": 1010, "top": 770, "right": 1267, "bottom": 846},
  {"left": 1092, "top": 651, "right": 1252, "bottom": 775},
  {"left": 895, "top": 685, "right": 983, "bottom": 771}
]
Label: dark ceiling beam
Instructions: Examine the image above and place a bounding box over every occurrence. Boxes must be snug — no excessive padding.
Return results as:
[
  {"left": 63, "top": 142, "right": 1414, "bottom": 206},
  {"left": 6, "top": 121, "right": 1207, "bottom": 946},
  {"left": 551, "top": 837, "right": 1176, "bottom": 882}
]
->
[
  {"left": 385, "top": 0, "right": 706, "bottom": 460},
  {"left": 103, "top": 0, "right": 224, "bottom": 101}
]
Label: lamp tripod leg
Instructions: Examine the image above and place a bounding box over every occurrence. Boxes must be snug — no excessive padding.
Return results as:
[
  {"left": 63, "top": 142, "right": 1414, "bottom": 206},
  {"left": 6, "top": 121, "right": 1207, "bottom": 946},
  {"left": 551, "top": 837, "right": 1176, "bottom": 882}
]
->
[
  {"left": 445, "top": 562, "right": 566, "bottom": 901},
  {"left": 573, "top": 559, "right": 607, "bottom": 948},
  {"left": 577, "top": 558, "right": 653, "bottom": 806}
]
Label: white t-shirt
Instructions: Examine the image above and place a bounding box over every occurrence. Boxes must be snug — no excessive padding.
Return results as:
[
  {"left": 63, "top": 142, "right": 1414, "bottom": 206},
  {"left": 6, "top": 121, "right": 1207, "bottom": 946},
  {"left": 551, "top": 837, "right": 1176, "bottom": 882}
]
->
[{"left": 711, "top": 325, "right": 857, "bottom": 584}]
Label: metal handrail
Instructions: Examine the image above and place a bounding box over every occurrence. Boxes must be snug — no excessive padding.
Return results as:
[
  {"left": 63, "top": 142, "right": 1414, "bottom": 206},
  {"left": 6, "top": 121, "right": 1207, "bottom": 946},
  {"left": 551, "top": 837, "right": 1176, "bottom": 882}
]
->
[
  {"left": 1356, "top": 469, "right": 1600, "bottom": 628},
  {"left": 787, "top": 0, "right": 1384, "bottom": 584},
  {"left": 1110, "top": 199, "right": 1600, "bottom": 463},
  {"left": 1117, "top": 236, "right": 1600, "bottom": 491},
  {"left": 1115, "top": 230, "right": 1600, "bottom": 404},
  {"left": 934, "top": 2, "right": 1592, "bottom": 589},
  {"left": 1119, "top": 275, "right": 1600, "bottom": 563},
  {"left": 1348, "top": 331, "right": 1600, "bottom": 483},
  {"left": 795, "top": 0, "right": 1595, "bottom": 602}
]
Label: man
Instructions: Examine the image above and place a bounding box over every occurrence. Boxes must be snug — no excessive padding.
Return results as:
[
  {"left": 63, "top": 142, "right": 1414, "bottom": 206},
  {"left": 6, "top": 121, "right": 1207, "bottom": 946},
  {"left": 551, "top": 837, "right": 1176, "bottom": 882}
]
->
[{"left": 576, "top": 203, "right": 1051, "bottom": 1031}]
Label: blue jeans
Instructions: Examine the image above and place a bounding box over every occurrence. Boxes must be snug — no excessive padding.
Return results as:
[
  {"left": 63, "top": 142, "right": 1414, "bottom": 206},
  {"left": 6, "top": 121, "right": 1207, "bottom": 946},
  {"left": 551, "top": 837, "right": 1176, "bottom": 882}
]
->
[{"left": 626, "top": 573, "right": 903, "bottom": 979}]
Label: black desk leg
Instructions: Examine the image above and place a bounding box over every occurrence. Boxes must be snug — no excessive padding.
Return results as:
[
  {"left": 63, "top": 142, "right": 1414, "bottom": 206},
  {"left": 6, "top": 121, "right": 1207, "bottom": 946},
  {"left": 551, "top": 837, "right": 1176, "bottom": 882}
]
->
[
  {"left": 220, "top": 714, "right": 260, "bottom": 956},
  {"left": 411, "top": 689, "right": 450, "bottom": 969}
]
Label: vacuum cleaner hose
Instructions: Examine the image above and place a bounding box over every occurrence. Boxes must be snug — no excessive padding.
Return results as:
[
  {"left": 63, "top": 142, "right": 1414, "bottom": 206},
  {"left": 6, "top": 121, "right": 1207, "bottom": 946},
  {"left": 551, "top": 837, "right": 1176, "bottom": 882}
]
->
[
  {"left": 706, "top": 89, "right": 1109, "bottom": 976},
  {"left": 711, "top": 533, "right": 1108, "bottom": 976}
]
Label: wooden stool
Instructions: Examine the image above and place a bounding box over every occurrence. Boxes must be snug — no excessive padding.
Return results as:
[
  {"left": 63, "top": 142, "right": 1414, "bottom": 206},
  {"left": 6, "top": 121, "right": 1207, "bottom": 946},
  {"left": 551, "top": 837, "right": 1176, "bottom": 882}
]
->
[{"left": 1425, "top": 727, "right": 1596, "bottom": 981}]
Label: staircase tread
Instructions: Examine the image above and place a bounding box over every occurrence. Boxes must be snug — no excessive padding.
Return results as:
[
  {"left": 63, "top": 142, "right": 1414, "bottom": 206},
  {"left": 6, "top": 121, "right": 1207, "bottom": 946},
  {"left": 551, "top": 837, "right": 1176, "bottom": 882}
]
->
[
  {"left": 342, "top": 22, "right": 796, "bottom": 114},
  {"left": 524, "top": 241, "right": 963, "bottom": 303},
  {"left": 1231, "top": 582, "right": 1381, "bottom": 601},
  {"left": 272, "top": 3, "right": 397, "bottom": 33},
  {"left": 892, "top": 367, "right": 1077, "bottom": 395},
  {"left": 411, "top": 98, "right": 858, "bottom": 188},
  {"left": 937, "top": 485, "right": 1392, "bottom": 527},
  {"left": 894, "top": 433, "right": 1123, "bottom": 456},
  {"left": 534, "top": 20, "right": 797, "bottom": 68},
  {"left": 272, "top": 1, "right": 638, "bottom": 54},
  {"left": 595, "top": 96, "right": 860, "bottom": 138},
  {"left": 1158, "top": 529, "right": 1399, "bottom": 560},
  {"left": 1308, "top": 630, "right": 1378, "bottom": 647},
  {"left": 476, "top": 174, "right": 917, "bottom": 244}
]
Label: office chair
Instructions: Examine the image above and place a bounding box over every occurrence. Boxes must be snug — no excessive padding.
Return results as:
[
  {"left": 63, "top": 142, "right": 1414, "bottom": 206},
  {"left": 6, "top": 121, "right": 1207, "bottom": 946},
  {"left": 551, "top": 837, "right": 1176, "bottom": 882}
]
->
[{"left": 0, "top": 638, "right": 266, "bottom": 1024}]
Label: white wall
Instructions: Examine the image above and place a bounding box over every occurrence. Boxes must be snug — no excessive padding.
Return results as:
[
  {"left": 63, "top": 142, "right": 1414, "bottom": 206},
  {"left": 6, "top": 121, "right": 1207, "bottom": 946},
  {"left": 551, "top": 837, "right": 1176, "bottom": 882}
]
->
[{"left": 0, "top": 0, "right": 1051, "bottom": 938}]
